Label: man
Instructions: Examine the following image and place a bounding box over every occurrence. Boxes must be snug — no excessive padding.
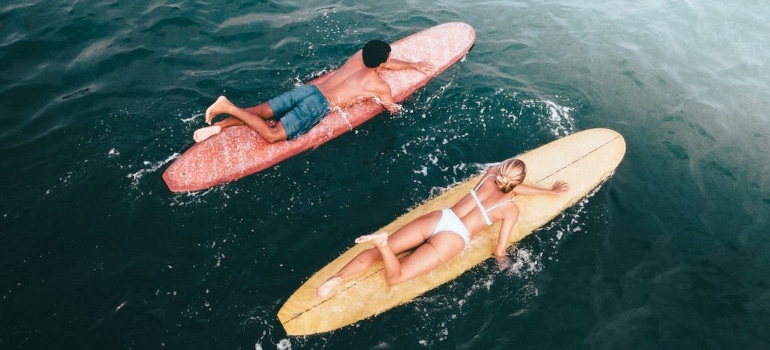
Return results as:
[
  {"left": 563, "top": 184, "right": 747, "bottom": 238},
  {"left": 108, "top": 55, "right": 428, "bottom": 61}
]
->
[{"left": 193, "top": 40, "right": 434, "bottom": 143}]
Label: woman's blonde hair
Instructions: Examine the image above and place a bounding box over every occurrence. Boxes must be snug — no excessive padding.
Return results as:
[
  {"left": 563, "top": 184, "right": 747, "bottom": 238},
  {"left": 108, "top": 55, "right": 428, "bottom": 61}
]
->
[{"left": 495, "top": 158, "right": 526, "bottom": 193}]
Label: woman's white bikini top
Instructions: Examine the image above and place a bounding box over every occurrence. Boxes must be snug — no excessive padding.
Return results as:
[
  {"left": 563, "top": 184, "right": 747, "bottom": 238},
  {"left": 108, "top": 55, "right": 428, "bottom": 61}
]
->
[{"left": 469, "top": 176, "right": 514, "bottom": 225}]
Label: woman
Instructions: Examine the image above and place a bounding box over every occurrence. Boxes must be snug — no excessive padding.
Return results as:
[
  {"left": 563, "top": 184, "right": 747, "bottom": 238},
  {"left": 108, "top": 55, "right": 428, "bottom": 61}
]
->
[{"left": 316, "top": 158, "right": 569, "bottom": 298}]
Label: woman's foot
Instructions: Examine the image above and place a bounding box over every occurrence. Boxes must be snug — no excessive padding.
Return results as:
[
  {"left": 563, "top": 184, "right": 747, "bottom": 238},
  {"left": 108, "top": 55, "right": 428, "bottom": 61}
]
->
[
  {"left": 315, "top": 277, "right": 342, "bottom": 298},
  {"left": 354, "top": 232, "right": 389, "bottom": 247}
]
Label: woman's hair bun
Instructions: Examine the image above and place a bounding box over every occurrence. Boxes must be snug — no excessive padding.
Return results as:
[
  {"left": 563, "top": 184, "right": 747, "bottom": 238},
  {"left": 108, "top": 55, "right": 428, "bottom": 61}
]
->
[{"left": 495, "top": 159, "right": 526, "bottom": 193}]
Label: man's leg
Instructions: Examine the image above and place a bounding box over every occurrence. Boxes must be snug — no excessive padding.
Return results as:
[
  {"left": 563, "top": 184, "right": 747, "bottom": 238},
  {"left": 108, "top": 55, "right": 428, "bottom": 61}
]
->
[
  {"left": 193, "top": 117, "right": 241, "bottom": 142},
  {"left": 244, "top": 103, "right": 274, "bottom": 119},
  {"left": 197, "top": 96, "right": 288, "bottom": 143}
]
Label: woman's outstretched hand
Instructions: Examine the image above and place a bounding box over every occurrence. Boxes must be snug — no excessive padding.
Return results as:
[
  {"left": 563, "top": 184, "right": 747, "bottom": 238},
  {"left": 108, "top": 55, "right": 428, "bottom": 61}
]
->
[{"left": 551, "top": 181, "right": 569, "bottom": 193}]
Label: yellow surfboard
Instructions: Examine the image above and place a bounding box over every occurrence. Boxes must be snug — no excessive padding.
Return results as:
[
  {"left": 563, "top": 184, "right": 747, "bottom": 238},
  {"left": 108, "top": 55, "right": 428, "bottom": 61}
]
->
[{"left": 278, "top": 128, "right": 626, "bottom": 335}]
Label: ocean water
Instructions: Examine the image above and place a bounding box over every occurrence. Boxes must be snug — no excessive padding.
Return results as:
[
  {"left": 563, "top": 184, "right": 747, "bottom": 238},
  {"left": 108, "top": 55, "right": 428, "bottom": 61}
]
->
[{"left": 2, "top": 0, "right": 770, "bottom": 349}]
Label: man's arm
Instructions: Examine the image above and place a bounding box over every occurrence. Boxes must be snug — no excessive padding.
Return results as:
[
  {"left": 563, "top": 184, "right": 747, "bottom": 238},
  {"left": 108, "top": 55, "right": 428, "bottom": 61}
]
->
[
  {"left": 381, "top": 58, "right": 434, "bottom": 74},
  {"left": 376, "top": 95, "right": 401, "bottom": 113},
  {"left": 368, "top": 79, "right": 402, "bottom": 113}
]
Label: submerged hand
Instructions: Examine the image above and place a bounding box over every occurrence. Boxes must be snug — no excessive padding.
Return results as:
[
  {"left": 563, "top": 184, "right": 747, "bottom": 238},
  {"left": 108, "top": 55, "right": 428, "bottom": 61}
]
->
[
  {"left": 495, "top": 255, "right": 513, "bottom": 272},
  {"left": 384, "top": 103, "right": 402, "bottom": 114}
]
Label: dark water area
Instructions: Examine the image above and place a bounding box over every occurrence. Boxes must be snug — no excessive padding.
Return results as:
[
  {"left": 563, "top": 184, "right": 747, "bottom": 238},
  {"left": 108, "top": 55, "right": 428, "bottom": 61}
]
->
[{"left": 2, "top": 1, "right": 770, "bottom": 349}]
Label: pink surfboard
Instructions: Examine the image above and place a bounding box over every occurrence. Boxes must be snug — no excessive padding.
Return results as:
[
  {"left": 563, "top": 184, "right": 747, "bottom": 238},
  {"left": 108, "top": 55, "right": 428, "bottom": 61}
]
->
[{"left": 163, "top": 22, "right": 476, "bottom": 192}]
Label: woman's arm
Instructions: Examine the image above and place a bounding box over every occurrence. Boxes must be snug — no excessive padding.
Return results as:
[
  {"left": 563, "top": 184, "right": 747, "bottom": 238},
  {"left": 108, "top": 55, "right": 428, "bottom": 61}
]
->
[
  {"left": 512, "top": 181, "right": 569, "bottom": 196},
  {"left": 494, "top": 207, "right": 519, "bottom": 257}
]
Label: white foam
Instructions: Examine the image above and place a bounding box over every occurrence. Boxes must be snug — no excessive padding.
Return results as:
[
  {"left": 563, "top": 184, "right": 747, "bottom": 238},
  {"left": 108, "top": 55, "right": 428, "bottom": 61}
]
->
[
  {"left": 413, "top": 165, "right": 428, "bottom": 176},
  {"left": 180, "top": 112, "right": 202, "bottom": 125},
  {"left": 126, "top": 153, "right": 179, "bottom": 188},
  {"left": 543, "top": 98, "right": 575, "bottom": 136},
  {"left": 276, "top": 338, "right": 292, "bottom": 350}
]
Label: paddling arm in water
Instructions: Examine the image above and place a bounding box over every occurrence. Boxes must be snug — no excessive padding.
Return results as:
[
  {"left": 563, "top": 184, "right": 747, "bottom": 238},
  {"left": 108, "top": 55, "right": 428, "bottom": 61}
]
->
[
  {"left": 316, "top": 159, "right": 568, "bottom": 297},
  {"left": 193, "top": 40, "right": 434, "bottom": 143}
]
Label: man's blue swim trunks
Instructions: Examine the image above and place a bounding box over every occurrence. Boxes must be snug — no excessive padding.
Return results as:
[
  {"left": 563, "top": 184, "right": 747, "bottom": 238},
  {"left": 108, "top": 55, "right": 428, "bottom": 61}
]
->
[{"left": 267, "top": 85, "right": 331, "bottom": 140}]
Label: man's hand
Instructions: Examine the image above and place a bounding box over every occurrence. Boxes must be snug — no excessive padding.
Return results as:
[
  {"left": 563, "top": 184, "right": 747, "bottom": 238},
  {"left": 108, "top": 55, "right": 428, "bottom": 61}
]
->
[
  {"left": 413, "top": 61, "right": 434, "bottom": 75},
  {"left": 384, "top": 102, "right": 402, "bottom": 113}
]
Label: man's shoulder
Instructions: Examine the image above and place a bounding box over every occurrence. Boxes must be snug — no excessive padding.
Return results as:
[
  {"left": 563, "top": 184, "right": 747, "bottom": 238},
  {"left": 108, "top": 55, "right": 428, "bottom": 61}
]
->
[{"left": 339, "top": 51, "right": 365, "bottom": 70}]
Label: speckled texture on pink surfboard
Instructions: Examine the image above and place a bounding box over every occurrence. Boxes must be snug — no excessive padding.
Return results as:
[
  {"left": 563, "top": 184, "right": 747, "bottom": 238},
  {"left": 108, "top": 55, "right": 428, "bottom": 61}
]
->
[{"left": 163, "top": 22, "right": 476, "bottom": 192}]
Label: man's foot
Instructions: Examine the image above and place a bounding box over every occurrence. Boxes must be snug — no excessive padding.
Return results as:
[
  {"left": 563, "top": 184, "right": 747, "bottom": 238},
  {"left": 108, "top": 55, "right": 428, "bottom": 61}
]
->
[
  {"left": 316, "top": 277, "right": 342, "bottom": 298},
  {"left": 193, "top": 125, "right": 222, "bottom": 142},
  {"left": 354, "top": 232, "right": 389, "bottom": 247},
  {"left": 205, "top": 96, "right": 232, "bottom": 124}
]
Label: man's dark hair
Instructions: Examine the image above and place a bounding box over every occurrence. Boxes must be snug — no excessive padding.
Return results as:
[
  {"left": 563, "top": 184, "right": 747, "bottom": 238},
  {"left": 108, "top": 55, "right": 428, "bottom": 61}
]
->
[{"left": 362, "top": 40, "right": 391, "bottom": 68}]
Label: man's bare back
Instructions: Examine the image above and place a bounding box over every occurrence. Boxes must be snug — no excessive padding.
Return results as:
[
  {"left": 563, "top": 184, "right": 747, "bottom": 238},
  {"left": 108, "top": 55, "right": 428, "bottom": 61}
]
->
[{"left": 316, "top": 50, "right": 408, "bottom": 113}]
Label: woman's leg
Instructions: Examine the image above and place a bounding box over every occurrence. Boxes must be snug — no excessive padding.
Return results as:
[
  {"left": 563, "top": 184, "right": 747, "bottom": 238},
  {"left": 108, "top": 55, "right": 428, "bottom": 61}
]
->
[
  {"left": 375, "top": 232, "right": 464, "bottom": 285},
  {"left": 316, "top": 211, "right": 442, "bottom": 298}
]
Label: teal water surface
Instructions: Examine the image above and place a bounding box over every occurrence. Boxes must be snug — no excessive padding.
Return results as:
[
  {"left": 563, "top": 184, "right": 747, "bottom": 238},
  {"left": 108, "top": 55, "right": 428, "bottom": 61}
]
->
[{"left": 2, "top": 1, "right": 770, "bottom": 349}]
